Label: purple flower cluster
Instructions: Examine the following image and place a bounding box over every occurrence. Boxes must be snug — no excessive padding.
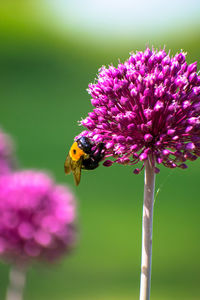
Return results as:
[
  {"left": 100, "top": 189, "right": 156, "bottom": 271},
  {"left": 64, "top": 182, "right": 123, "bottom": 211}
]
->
[
  {"left": 78, "top": 48, "right": 200, "bottom": 173},
  {"left": 0, "top": 129, "right": 15, "bottom": 174},
  {"left": 0, "top": 171, "right": 76, "bottom": 264}
]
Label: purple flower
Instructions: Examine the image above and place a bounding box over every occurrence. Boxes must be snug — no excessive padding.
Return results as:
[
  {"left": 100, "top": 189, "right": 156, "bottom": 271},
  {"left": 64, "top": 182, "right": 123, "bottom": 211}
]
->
[
  {"left": 0, "top": 171, "right": 76, "bottom": 264},
  {"left": 0, "top": 128, "right": 15, "bottom": 174},
  {"left": 77, "top": 48, "right": 200, "bottom": 173}
]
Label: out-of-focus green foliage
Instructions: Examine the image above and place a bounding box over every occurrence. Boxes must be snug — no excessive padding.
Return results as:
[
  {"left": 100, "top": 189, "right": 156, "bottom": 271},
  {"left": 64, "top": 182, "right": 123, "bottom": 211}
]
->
[{"left": 0, "top": 1, "right": 200, "bottom": 299}]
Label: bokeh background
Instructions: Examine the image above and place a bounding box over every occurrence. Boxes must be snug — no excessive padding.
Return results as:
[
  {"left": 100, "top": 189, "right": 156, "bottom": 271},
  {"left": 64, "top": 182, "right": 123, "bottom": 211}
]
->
[{"left": 1, "top": 1, "right": 200, "bottom": 299}]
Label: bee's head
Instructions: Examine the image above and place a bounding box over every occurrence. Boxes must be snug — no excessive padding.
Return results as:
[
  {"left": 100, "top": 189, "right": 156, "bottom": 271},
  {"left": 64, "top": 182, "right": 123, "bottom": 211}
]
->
[{"left": 77, "top": 137, "right": 93, "bottom": 154}]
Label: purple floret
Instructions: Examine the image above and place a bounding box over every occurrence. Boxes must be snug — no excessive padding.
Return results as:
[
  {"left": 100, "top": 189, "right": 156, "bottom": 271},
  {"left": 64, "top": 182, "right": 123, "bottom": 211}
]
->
[
  {"left": 78, "top": 48, "right": 200, "bottom": 173},
  {"left": 0, "top": 171, "right": 76, "bottom": 264}
]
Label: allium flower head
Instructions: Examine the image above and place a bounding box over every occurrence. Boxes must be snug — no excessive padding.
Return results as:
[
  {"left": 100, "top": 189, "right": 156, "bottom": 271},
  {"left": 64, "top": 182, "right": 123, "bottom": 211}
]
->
[
  {"left": 78, "top": 48, "right": 200, "bottom": 173},
  {"left": 0, "top": 171, "right": 76, "bottom": 264},
  {"left": 0, "top": 128, "right": 15, "bottom": 174}
]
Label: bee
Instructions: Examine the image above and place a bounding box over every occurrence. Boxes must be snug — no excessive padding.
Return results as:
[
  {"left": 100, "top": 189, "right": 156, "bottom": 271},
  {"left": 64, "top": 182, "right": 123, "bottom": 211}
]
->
[{"left": 64, "top": 136, "right": 105, "bottom": 186}]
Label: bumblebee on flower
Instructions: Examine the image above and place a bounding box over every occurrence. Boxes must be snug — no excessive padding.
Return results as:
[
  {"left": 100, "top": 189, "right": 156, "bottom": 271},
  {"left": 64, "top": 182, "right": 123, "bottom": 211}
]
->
[{"left": 76, "top": 48, "right": 200, "bottom": 174}]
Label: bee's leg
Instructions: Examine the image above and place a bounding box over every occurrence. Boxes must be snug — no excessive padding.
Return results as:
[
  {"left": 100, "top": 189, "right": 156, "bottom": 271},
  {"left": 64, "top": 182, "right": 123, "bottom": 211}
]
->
[{"left": 93, "top": 143, "right": 105, "bottom": 162}]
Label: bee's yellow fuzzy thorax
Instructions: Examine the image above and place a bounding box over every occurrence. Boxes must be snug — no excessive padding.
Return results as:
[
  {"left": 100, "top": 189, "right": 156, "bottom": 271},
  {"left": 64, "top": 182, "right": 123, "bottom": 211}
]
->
[{"left": 69, "top": 142, "right": 85, "bottom": 161}]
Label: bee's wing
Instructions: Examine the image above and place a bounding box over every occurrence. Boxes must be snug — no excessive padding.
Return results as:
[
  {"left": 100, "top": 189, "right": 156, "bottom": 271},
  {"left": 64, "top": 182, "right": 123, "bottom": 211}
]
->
[
  {"left": 64, "top": 154, "right": 72, "bottom": 175},
  {"left": 72, "top": 158, "right": 83, "bottom": 186}
]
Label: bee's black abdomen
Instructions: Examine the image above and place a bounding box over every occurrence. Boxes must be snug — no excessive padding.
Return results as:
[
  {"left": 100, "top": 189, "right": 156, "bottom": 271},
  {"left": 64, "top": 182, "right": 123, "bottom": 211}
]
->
[
  {"left": 82, "top": 158, "right": 99, "bottom": 170},
  {"left": 76, "top": 136, "right": 105, "bottom": 171}
]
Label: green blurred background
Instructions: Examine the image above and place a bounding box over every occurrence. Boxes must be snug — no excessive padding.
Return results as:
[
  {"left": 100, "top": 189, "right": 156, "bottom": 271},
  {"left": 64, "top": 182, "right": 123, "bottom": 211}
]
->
[{"left": 0, "top": 1, "right": 200, "bottom": 299}]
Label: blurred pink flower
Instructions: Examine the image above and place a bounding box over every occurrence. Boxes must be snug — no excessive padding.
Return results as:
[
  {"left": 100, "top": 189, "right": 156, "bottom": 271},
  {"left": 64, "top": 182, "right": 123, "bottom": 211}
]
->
[{"left": 0, "top": 170, "right": 76, "bottom": 264}]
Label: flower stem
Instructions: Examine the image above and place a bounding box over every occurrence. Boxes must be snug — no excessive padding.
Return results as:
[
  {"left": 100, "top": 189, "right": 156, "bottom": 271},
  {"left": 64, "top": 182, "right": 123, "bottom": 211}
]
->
[
  {"left": 6, "top": 264, "right": 26, "bottom": 300},
  {"left": 139, "top": 158, "right": 155, "bottom": 300}
]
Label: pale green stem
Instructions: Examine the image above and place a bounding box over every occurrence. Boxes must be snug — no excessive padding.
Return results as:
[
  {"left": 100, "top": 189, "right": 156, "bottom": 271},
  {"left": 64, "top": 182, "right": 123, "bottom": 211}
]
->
[
  {"left": 139, "top": 158, "right": 156, "bottom": 300},
  {"left": 6, "top": 264, "right": 26, "bottom": 300}
]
